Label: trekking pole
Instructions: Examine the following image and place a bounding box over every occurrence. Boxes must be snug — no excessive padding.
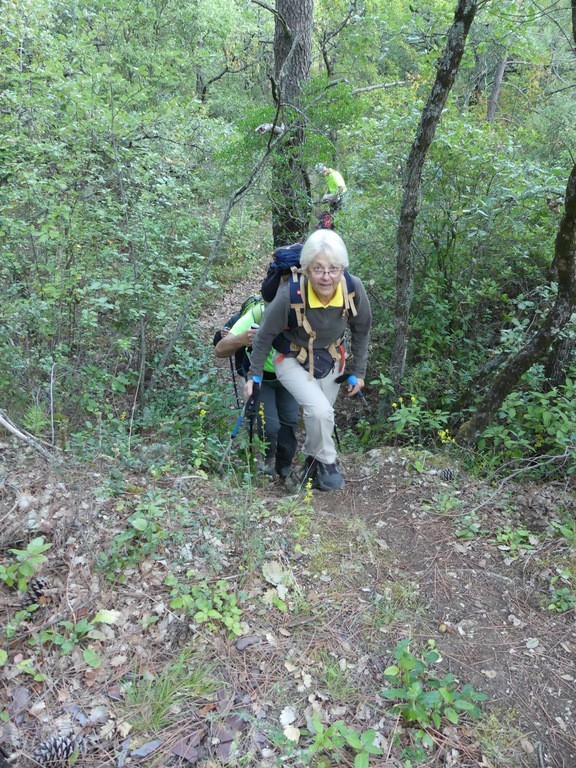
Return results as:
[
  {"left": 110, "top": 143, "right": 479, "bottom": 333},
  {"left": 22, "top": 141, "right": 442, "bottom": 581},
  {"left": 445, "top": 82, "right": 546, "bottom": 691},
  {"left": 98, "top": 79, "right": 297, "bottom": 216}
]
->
[
  {"left": 333, "top": 424, "right": 341, "bottom": 451},
  {"left": 218, "top": 382, "right": 260, "bottom": 471},
  {"left": 229, "top": 357, "right": 242, "bottom": 410}
]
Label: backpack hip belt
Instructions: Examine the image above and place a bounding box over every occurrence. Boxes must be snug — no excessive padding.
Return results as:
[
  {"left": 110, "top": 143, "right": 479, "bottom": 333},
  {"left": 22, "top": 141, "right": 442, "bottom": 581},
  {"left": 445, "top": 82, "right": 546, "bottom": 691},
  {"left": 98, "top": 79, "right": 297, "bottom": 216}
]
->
[{"left": 289, "top": 339, "right": 346, "bottom": 379}]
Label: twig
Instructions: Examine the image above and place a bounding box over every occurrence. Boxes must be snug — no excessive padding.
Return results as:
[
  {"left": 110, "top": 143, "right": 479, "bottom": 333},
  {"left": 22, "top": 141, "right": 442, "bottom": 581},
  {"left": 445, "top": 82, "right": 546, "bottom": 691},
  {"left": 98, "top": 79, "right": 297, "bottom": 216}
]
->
[
  {"left": 0, "top": 409, "right": 54, "bottom": 461},
  {"left": 351, "top": 80, "right": 407, "bottom": 94},
  {"left": 250, "top": 0, "right": 290, "bottom": 35}
]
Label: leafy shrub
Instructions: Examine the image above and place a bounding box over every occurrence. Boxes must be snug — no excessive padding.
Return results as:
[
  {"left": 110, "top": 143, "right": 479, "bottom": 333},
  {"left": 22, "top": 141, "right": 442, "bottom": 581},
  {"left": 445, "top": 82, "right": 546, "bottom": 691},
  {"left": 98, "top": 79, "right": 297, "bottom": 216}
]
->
[
  {"left": 381, "top": 638, "right": 487, "bottom": 748},
  {"left": 478, "top": 378, "right": 576, "bottom": 475}
]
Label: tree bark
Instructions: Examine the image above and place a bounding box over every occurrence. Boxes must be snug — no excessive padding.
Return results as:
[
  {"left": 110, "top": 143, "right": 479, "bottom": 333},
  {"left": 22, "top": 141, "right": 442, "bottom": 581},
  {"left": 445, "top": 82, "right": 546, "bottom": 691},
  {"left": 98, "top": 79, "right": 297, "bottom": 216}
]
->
[
  {"left": 487, "top": 51, "right": 508, "bottom": 122},
  {"left": 271, "top": 0, "right": 313, "bottom": 245},
  {"left": 458, "top": 163, "right": 576, "bottom": 445},
  {"left": 388, "top": 0, "right": 478, "bottom": 397}
]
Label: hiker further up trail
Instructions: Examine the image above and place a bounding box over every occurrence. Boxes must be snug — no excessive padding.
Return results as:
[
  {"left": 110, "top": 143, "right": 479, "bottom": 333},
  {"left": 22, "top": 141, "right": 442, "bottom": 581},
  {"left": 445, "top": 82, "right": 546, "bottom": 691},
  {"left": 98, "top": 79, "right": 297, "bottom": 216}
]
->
[
  {"left": 245, "top": 229, "right": 372, "bottom": 492},
  {"left": 214, "top": 298, "right": 299, "bottom": 480},
  {"left": 315, "top": 163, "right": 347, "bottom": 213}
]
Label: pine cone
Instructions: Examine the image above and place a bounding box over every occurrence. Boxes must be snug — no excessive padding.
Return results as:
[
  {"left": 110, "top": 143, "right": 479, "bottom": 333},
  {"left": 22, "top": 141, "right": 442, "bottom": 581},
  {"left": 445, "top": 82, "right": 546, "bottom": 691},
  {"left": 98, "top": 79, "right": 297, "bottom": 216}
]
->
[
  {"left": 32, "top": 734, "right": 80, "bottom": 766},
  {"left": 22, "top": 577, "right": 49, "bottom": 609},
  {"left": 439, "top": 467, "right": 455, "bottom": 482}
]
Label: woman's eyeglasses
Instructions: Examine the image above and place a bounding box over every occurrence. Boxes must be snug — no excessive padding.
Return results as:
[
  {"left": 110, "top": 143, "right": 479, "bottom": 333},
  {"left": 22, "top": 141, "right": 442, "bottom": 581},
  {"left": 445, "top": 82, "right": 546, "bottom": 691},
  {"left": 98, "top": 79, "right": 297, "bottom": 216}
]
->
[{"left": 310, "top": 266, "right": 342, "bottom": 277}]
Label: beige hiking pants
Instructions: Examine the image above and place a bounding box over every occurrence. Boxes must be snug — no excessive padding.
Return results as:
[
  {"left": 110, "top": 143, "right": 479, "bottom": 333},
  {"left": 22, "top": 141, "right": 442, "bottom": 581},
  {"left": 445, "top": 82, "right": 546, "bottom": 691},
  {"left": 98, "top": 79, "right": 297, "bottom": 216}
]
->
[{"left": 274, "top": 354, "right": 342, "bottom": 464}]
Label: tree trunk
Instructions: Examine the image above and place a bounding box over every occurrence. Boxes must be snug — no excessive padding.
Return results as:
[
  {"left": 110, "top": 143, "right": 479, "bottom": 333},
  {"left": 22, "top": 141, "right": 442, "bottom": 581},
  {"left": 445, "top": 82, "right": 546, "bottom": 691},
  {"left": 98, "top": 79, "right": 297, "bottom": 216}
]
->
[
  {"left": 543, "top": 336, "right": 575, "bottom": 390},
  {"left": 271, "top": 0, "right": 313, "bottom": 246},
  {"left": 487, "top": 51, "right": 508, "bottom": 122},
  {"left": 388, "top": 0, "right": 478, "bottom": 397},
  {"left": 458, "top": 163, "right": 576, "bottom": 445}
]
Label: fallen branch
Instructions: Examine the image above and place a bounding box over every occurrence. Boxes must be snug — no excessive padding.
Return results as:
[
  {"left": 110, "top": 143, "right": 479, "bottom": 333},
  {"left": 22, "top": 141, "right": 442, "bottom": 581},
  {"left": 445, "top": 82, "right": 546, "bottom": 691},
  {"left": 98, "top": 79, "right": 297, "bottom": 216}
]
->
[
  {"left": 0, "top": 409, "right": 55, "bottom": 461},
  {"left": 351, "top": 80, "right": 407, "bottom": 94}
]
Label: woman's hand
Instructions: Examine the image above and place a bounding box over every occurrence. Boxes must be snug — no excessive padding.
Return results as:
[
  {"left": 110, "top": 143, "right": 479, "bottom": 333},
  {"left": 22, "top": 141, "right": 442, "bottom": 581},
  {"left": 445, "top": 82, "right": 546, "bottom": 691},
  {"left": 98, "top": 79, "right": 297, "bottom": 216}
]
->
[
  {"left": 243, "top": 328, "right": 258, "bottom": 345},
  {"left": 244, "top": 378, "right": 254, "bottom": 399},
  {"left": 346, "top": 377, "right": 364, "bottom": 397}
]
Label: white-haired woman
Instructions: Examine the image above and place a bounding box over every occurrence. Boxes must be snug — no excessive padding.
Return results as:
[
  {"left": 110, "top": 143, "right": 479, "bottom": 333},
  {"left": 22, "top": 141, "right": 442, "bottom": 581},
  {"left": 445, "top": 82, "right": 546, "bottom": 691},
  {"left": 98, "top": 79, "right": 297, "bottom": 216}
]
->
[{"left": 245, "top": 229, "right": 372, "bottom": 491}]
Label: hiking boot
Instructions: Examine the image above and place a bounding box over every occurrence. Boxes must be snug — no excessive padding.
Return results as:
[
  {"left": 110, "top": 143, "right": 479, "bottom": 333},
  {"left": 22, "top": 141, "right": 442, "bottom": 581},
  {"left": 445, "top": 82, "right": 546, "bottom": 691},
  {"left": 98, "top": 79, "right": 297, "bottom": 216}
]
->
[
  {"left": 316, "top": 461, "right": 345, "bottom": 491},
  {"left": 275, "top": 463, "right": 293, "bottom": 480},
  {"left": 301, "top": 456, "right": 319, "bottom": 488},
  {"left": 284, "top": 456, "right": 319, "bottom": 492},
  {"left": 256, "top": 458, "right": 278, "bottom": 478}
]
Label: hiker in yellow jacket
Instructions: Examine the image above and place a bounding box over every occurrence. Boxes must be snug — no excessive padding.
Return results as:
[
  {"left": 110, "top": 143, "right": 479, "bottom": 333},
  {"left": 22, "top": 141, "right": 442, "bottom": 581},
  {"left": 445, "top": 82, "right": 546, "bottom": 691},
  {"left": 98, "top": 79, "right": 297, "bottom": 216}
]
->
[{"left": 315, "top": 163, "right": 347, "bottom": 213}]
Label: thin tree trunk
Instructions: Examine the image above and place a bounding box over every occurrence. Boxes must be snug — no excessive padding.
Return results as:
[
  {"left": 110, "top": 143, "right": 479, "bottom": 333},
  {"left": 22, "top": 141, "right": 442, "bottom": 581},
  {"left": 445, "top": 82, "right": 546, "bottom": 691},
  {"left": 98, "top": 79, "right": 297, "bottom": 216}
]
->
[
  {"left": 487, "top": 51, "right": 508, "bottom": 122},
  {"left": 388, "top": 0, "right": 478, "bottom": 397},
  {"left": 271, "top": 0, "right": 313, "bottom": 245},
  {"left": 543, "top": 336, "right": 575, "bottom": 390},
  {"left": 458, "top": 163, "right": 576, "bottom": 445}
]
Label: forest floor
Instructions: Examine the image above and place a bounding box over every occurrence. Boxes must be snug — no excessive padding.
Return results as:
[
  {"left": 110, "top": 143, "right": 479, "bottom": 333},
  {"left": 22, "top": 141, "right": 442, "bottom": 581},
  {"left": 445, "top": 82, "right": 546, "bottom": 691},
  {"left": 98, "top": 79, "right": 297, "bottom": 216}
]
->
[{"left": 1, "top": 281, "right": 576, "bottom": 768}]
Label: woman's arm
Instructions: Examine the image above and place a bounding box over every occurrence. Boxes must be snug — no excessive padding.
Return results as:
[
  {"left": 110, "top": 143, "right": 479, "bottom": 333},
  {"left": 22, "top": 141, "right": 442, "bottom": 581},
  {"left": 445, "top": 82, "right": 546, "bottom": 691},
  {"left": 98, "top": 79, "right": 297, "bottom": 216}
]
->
[{"left": 215, "top": 328, "right": 257, "bottom": 358}]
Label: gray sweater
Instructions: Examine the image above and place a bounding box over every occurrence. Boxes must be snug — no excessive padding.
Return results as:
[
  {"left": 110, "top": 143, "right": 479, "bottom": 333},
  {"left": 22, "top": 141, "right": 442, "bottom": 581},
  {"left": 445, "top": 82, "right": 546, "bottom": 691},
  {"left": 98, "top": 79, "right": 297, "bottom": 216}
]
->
[{"left": 248, "top": 275, "right": 372, "bottom": 380}]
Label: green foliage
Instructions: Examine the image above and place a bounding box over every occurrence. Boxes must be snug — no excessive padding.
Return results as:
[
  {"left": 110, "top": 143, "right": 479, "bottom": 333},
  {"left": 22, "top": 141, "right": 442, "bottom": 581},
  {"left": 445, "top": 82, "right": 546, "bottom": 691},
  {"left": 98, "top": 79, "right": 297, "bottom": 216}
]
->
[
  {"left": 548, "top": 585, "right": 576, "bottom": 614},
  {"left": 494, "top": 526, "right": 538, "bottom": 560},
  {"left": 165, "top": 573, "right": 244, "bottom": 636},
  {"left": 373, "top": 381, "right": 451, "bottom": 446},
  {"left": 96, "top": 495, "right": 171, "bottom": 580},
  {"left": 477, "top": 377, "right": 576, "bottom": 475},
  {"left": 277, "top": 710, "right": 383, "bottom": 768},
  {"left": 0, "top": 537, "right": 52, "bottom": 592},
  {"left": 121, "top": 647, "right": 219, "bottom": 734},
  {"left": 34, "top": 617, "right": 97, "bottom": 657},
  {"left": 148, "top": 385, "right": 232, "bottom": 472},
  {"left": 1, "top": 0, "right": 575, "bottom": 471},
  {"left": 545, "top": 520, "right": 576, "bottom": 613},
  {"left": 381, "top": 639, "right": 487, "bottom": 737}
]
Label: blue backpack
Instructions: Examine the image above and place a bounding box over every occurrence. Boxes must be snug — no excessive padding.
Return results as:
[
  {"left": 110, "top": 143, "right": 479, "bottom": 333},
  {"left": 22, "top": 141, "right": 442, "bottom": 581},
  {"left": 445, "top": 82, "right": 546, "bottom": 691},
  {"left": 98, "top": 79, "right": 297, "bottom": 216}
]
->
[{"left": 260, "top": 243, "right": 303, "bottom": 303}]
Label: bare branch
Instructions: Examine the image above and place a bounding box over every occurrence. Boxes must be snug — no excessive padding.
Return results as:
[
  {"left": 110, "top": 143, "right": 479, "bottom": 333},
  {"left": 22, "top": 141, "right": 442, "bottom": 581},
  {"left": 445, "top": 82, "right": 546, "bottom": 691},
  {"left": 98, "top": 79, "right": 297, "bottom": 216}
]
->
[
  {"left": 251, "top": 0, "right": 290, "bottom": 35},
  {"left": 351, "top": 81, "right": 407, "bottom": 94},
  {"left": 0, "top": 409, "right": 55, "bottom": 461}
]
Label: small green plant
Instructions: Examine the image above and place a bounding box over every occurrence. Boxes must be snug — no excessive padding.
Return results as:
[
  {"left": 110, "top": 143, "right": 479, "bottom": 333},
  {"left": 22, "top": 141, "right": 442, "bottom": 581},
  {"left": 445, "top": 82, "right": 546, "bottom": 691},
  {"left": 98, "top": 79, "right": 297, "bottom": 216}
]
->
[
  {"left": 379, "top": 391, "right": 450, "bottom": 446},
  {"left": 494, "top": 526, "right": 537, "bottom": 559},
  {"left": 315, "top": 651, "right": 357, "bottom": 702},
  {"left": 165, "top": 573, "right": 244, "bottom": 636},
  {"left": 548, "top": 585, "right": 576, "bottom": 613},
  {"left": 550, "top": 518, "right": 576, "bottom": 547},
  {"left": 0, "top": 537, "right": 52, "bottom": 591},
  {"left": 14, "top": 657, "right": 48, "bottom": 682},
  {"left": 381, "top": 639, "right": 487, "bottom": 749},
  {"left": 278, "top": 711, "right": 383, "bottom": 768},
  {"left": 367, "top": 580, "right": 422, "bottom": 629},
  {"left": 276, "top": 477, "right": 315, "bottom": 552},
  {"left": 35, "top": 617, "right": 96, "bottom": 655},
  {"left": 433, "top": 490, "right": 463, "bottom": 514},
  {"left": 455, "top": 511, "right": 489, "bottom": 540},
  {"left": 96, "top": 494, "right": 172, "bottom": 580}
]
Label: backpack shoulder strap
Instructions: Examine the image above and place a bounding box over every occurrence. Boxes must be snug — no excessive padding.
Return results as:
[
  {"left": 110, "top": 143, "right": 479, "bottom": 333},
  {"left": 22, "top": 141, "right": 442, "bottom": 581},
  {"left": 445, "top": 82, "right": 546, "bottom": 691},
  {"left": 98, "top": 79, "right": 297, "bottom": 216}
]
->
[
  {"left": 288, "top": 268, "right": 306, "bottom": 327},
  {"left": 341, "top": 270, "right": 357, "bottom": 317}
]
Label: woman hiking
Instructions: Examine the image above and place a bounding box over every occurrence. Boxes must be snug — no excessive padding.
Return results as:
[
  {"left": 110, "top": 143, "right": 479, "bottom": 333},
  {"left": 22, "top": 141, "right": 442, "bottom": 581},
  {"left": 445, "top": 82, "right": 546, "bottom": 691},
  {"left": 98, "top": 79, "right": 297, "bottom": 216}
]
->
[{"left": 244, "top": 229, "right": 372, "bottom": 491}]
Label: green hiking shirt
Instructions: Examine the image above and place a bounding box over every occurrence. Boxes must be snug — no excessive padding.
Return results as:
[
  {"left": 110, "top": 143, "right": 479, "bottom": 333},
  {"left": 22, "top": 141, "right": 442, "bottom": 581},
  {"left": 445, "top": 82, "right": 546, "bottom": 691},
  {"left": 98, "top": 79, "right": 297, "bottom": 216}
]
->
[
  {"left": 326, "top": 168, "right": 346, "bottom": 196},
  {"left": 229, "top": 303, "right": 276, "bottom": 375}
]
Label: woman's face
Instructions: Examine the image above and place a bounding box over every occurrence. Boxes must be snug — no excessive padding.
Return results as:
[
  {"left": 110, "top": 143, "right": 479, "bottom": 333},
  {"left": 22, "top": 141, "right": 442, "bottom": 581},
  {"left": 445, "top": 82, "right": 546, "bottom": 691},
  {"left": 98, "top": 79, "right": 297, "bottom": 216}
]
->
[{"left": 306, "top": 256, "right": 343, "bottom": 300}]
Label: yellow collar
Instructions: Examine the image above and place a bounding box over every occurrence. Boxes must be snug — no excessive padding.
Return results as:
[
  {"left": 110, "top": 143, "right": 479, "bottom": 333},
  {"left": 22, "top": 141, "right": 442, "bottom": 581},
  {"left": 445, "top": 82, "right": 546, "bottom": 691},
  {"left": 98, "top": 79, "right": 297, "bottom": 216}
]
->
[{"left": 307, "top": 280, "right": 343, "bottom": 308}]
